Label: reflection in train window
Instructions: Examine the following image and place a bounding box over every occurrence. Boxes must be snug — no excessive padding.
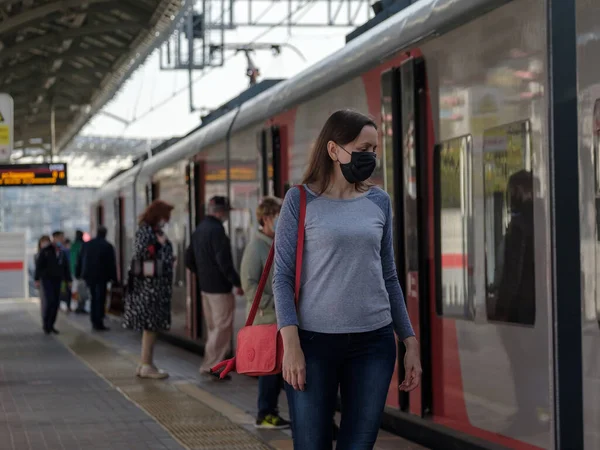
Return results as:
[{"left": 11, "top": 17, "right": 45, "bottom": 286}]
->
[
  {"left": 379, "top": 70, "right": 397, "bottom": 253},
  {"left": 483, "top": 121, "right": 535, "bottom": 325},
  {"left": 593, "top": 100, "right": 600, "bottom": 322},
  {"left": 437, "top": 135, "right": 473, "bottom": 318}
]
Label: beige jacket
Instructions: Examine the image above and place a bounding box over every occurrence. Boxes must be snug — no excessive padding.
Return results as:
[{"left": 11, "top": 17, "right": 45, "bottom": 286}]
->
[{"left": 240, "top": 231, "right": 276, "bottom": 325}]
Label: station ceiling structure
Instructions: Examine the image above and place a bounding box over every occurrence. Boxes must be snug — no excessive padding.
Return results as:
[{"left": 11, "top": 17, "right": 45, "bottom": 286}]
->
[
  {"left": 0, "top": 0, "right": 188, "bottom": 155},
  {"left": 13, "top": 134, "right": 165, "bottom": 187}
]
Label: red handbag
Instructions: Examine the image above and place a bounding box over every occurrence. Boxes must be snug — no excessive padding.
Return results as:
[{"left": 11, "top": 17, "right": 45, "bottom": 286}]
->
[{"left": 210, "top": 185, "right": 307, "bottom": 378}]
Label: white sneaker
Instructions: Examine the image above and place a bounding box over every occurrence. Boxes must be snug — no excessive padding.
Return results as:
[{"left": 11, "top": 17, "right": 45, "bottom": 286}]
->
[{"left": 138, "top": 364, "right": 169, "bottom": 379}]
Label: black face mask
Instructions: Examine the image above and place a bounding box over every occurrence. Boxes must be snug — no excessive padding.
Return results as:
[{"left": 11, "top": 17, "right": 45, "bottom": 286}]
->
[{"left": 337, "top": 144, "right": 377, "bottom": 184}]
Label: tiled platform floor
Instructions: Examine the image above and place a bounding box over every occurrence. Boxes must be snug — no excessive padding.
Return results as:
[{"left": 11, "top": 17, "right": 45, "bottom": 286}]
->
[
  {"left": 0, "top": 300, "right": 184, "bottom": 450},
  {"left": 0, "top": 298, "right": 428, "bottom": 450}
]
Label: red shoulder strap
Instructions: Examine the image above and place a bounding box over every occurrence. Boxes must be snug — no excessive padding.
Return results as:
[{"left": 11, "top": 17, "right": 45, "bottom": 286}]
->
[
  {"left": 245, "top": 185, "right": 307, "bottom": 326},
  {"left": 294, "top": 185, "right": 306, "bottom": 305}
]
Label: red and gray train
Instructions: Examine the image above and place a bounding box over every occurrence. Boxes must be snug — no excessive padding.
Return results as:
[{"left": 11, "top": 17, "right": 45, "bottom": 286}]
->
[{"left": 91, "top": 0, "right": 599, "bottom": 448}]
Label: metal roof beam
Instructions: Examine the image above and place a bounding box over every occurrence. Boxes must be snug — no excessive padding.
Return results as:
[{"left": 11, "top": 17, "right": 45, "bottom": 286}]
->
[
  {"left": 123, "top": 0, "right": 156, "bottom": 14},
  {"left": 16, "top": 122, "right": 70, "bottom": 140},
  {"left": 15, "top": 100, "right": 74, "bottom": 114},
  {"left": 58, "top": 70, "right": 102, "bottom": 85},
  {"left": 0, "top": 45, "right": 123, "bottom": 76},
  {"left": 0, "top": 21, "right": 143, "bottom": 64},
  {"left": 89, "top": 1, "right": 153, "bottom": 21},
  {"left": 65, "top": 20, "right": 145, "bottom": 38},
  {"left": 3, "top": 73, "right": 88, "bottom": 89},
  {"left": 0, "top": 0, "right": 116, "bottom": 35}
]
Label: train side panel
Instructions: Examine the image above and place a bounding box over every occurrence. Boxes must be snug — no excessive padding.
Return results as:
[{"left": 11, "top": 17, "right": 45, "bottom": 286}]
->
[
  {"left": 153, "top": 160, "right": 191, "bottom": 338},
  {"left": 420, "top": 0, "right": 552, "bottom": 447},
  {"left": 576, "top": 0, "right": 600, "bottom": 447},
  {"left": 194, "top": 123, "right": 265, "bottom": 339},
  {"left": 89, "top": 2, "right": 565, "bottom": 448},
  {"left": 289, "top": 77, "right": 370, "bottom": 183}
]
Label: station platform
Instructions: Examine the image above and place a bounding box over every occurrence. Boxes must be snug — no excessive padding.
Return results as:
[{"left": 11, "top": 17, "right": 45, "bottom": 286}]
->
[{"left": 0, "top": 299, "right": 428, "bottom": 450}]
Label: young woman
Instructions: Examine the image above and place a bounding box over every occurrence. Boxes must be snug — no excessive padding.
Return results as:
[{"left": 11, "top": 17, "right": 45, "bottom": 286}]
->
[
  {"left": 123, "top": 200, "right": 175, "bottom": 379},
  {"left": 273, "top": 109, "right": 422, "bottom": 449},
  {"left": 240, "top": 197, "right": 290, "bottom": 429}
]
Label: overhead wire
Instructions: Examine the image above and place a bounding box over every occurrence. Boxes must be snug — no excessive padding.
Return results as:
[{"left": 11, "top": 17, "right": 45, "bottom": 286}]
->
[{"left": 127, "top": 0, "right": 316, "bottom": 125}]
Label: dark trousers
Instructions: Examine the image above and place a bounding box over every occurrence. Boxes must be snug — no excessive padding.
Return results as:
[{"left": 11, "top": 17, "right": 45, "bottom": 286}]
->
[
  {"left": 41, "top": 278, "right": 61, "bottom": 332},
  {"left": 61, "top": 282, "right": 72, "bottom": 310},
  {"left": 89, "top": 282, "right": 106, "bottom": 328},
  {"left": 285, "top": 324, "right": 396, "bottom": 450},
  {"left": 258, "top": 374, "right": 284, "bottom": 418}
]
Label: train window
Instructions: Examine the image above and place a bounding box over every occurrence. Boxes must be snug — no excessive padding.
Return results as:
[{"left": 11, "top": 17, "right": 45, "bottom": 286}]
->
[
  {"left": 257, "top": 127, "right": 284, "bottom": 199},
  {"left": 96, "top": 204, "right": 104, "bottom": 227},
  {"left": 380, "top": 70, "right": 397, "bottom": 251},
  {"left": 594, "top": 100, "right": 600, "bottom": 219},
  {"left": 483, "top": 120, "right": 535, "bottom": 325},
  {"left": 593, "top": 100, "right": 600, "bottom": 322},
  {"left": 257, "top": 129, "right": 274, "bottom": 197},
  {"left": 271, "top": 126, "right": 283, "bottom": 198},
  {"left": 435, "top": 135, "right": 473, "bottom": 318}
]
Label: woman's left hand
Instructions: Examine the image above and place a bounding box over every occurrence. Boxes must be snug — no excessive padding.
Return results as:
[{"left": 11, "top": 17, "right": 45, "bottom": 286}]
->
[{"left": 400, "top": 336, "right": 422, "bottom": 392}]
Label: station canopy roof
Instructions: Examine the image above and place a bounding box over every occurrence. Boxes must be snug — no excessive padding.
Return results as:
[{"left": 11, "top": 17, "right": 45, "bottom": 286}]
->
[
  {"left": 0, "top": 0, "right": 186, "bottom": 153},
  {"left": 13, "top": 134, "right": 166, "bottom": 187}
]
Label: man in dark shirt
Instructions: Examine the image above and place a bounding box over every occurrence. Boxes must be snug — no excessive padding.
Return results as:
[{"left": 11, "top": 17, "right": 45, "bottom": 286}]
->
[
  {"left": 185, "top": 196, "right": 243, "bottom": 378},
  {"left": 77, "top": 225, "right": 117, "bottom": 331},
  {"left": 34, "top": 230, "right": 72, "bottom": 334}
]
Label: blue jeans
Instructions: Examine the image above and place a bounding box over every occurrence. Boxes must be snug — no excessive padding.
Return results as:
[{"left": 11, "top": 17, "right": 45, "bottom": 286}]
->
[
  {"left": 285, "top": 323, "right": 396, "bottom": 450},
  {"left": 258, "top": 374, "right": 283, "bottom": 418}
]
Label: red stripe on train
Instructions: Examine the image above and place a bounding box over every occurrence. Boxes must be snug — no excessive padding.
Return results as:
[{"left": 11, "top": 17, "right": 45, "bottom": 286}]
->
[
  {"left": 0, "top": 261, "right": 23, "bottom": 271},
  {"left": 441, "top": 254, "right": 467, "bottom": 268}
]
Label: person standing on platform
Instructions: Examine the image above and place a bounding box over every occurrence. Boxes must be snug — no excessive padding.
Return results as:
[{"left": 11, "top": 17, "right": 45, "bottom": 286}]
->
[
  {"left": 123, "top": 200, "right": 175, "bottom": 379},
  {"left": 70, "top": 230, "right": 89, "bottom": 314},
  {"left": 34, "top": 231, "right": 72, "bottom": 334},
  {"left": 61, "top": 238, "right": 73, "bottom": 312},
  {"left": 185, "top": 196, "right": 244, "bottom": 380},
  {"left": 78, "top": 225, "right": 117, "bottom": 331},
  {"left": 273, "top": 110, "right": 422, "bottom": 449},
  {"left": 240, "top": 197, "right": 291, "bottom": 429},
  {"left": 35, "top": 235, "right": 51, "bottom": 319}
]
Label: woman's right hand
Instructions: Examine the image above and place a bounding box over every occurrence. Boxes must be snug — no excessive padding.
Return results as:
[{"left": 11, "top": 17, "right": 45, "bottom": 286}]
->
[
  {"left": 281, "top": 326, "right": 306, "bottom": 391},
  {"left": 156, "top": 233, "right": 167, "bottom": 245}
]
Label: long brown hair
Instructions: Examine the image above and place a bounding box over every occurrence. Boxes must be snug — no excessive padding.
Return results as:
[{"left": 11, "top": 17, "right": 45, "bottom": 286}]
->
[
  {"left": 139, "top": 199, "right": 174, "bottom": 227},
  {"left": 302, "top": 109, "right": 377, "bottom": 194},
  {"left": 38, "top": 235, "right": 51, "bottom": 251}
]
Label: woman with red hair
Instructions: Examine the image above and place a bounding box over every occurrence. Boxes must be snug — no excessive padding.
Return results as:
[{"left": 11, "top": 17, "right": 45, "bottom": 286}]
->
[{"left": 123, "top": 199, "right": 175, "bottom": 379}]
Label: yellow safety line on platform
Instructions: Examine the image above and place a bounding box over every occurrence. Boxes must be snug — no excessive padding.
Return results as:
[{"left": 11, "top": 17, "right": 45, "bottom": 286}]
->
[{"left": 25, "top": 304, "right": 274, "bottom": 450}]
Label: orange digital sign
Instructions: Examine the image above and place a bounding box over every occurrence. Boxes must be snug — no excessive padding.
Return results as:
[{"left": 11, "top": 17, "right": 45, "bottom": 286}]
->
[{"left": 0, "top": 163, "right": 68, "bottom": 187}]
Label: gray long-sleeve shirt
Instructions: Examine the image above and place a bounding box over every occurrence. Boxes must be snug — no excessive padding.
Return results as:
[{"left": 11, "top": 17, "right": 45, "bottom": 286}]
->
[{"left": 273, "top": 185, "right": 415, "bottom": 340}]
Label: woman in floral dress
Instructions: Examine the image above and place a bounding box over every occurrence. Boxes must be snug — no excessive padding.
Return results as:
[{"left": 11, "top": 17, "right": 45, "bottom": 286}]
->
[{"left": 123, "top": 200, "right": 175, "bottom": 379}]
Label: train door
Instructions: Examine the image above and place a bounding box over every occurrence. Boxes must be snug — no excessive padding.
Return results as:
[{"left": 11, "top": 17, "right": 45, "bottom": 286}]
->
[
  {"left": 188, "top": 160, "right": 207, "bottom": 340},
  {"left": 148, "top": 182, "right": 159, "bottom": 203},
  {"left": 258, "top": 125, "right": 287, "bottom": 199},
  {"left": 93, "top": 203, "right": 104, "bottom": 237},
  {"left": 113, "top": 196, "right": 125, "bottom": 283},
  {"left": 398, "top": 58, "right": 432, "bottom": 416},
  {"left": 380, "top": 58, "right": 433, "bottom": 416},
  {"left": 96, "top": 203, "right": 104, "bottom": 226}
]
